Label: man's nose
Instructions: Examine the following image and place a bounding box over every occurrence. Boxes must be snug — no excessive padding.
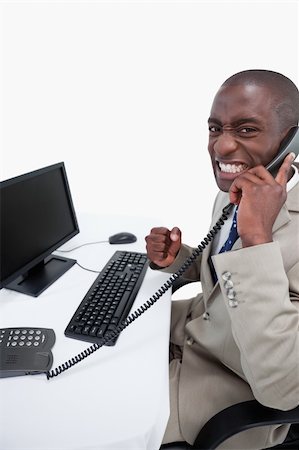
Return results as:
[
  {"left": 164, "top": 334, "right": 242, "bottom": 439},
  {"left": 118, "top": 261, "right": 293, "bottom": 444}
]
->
[{"left": 213, "top": 132, "right": 238, "bottom": 156}]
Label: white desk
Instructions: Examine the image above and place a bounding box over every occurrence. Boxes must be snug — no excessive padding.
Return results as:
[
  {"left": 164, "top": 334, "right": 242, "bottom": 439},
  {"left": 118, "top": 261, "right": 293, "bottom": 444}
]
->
[{"left": 0, "top": 214, "right": 171, "bottom": 450}]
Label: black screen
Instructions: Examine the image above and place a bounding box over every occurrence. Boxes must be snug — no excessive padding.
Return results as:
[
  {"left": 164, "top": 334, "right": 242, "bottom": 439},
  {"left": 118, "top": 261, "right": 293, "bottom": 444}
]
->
[{"left": 0, "top": 163, "right": 79, "bottom": 289}]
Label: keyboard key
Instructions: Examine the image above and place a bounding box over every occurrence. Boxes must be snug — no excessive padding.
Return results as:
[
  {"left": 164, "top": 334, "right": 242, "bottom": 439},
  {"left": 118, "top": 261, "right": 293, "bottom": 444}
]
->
[
  {"left": 114, "top": 291, "right": 131, "bottom": 319},
  {"left": 90, "top": 326, "right": 98, "bottom": 336},
  {"left": 97, "top": 325, "right": 108, "bottom": 338}
]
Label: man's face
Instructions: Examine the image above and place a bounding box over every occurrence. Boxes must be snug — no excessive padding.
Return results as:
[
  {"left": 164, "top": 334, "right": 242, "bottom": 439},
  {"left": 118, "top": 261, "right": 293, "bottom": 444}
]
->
[{"left": 208, "top": 83, "right": 285, "bottom": 192}]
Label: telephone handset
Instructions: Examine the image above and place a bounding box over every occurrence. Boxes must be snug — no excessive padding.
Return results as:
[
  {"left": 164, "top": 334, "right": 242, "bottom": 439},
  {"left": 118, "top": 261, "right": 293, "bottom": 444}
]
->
[
  {"left": 6, "top": 128, "right": 298, "bottom": 379},
  {"left": 266, "top": 126, "right": 299, "bottom": 175}
]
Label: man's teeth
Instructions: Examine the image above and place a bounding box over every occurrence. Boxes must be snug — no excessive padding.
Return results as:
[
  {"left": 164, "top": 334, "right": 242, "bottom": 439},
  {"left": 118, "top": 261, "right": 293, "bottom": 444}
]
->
[{"left": 219, "top": 162, "right": 247, "bottom": 173}]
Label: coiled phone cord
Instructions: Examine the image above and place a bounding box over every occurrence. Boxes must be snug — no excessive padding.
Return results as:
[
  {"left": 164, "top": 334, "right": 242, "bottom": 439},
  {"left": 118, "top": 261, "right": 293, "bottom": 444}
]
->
[{"left": 46, "top": 202, "right": 234, "bottom": 379}]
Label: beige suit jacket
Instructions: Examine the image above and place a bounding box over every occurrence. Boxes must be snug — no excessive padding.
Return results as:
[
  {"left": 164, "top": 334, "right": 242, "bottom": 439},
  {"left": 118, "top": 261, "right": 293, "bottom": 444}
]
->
[{"left": 160, "top": 179, "right": 299, "bottom": 449}]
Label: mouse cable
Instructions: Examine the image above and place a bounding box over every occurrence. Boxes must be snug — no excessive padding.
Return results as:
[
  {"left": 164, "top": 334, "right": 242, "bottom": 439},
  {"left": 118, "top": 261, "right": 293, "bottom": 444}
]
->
[
  {"left": 75, "top": 262, "right": 101, "bottom": 274},
  {"left": 57, "top": 241, "right": 107, "bottom": 273},
  {"left": 56, "top": 241, "right": 109, "bottom": 253}
]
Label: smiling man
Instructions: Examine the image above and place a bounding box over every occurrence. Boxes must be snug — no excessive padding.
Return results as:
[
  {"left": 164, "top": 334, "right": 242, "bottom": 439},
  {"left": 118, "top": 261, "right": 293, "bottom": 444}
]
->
[{"left": 145, "top": 70, "right": 299, "bottom": 449}]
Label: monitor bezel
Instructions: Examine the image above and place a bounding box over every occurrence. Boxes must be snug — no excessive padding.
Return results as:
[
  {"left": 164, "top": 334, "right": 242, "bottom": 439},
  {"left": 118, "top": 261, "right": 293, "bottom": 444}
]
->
[{"left": 0, "top": 162, "right": 80, "bottom": 289}]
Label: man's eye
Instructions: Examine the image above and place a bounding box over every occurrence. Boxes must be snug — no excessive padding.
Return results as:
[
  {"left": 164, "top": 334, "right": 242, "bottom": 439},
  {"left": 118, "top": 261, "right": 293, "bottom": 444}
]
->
[
  {"left": 209, "top": 126, "right": 221, "bottom": 133},
  {"left": 239, "top": 127, "right": 256, "bottom": 133}
]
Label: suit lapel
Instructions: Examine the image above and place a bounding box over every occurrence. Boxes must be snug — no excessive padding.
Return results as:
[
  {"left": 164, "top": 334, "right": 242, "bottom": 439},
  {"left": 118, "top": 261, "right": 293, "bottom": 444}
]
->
[
  {"left": 200, "top": 191, "right": 230, "bottom": 302},
  {"left": 200, "top": 243, "right": 215, "bottom": 303}
]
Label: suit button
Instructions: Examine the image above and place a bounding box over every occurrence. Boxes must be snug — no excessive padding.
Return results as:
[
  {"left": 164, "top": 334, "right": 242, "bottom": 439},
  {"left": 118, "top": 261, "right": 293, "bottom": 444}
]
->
[
  {"left": 228, "top": 299, "right": 238, "bottom": 308},
  {"left": 222, "top": 271, "right": 231, "bottom": 281},
  {"left": 224, "top": 279, "right": 234, "bottom": 289},
  {"left": 203, "top": 312, "right": 210, "bottom": 320},
  {"left": 227, "top": 288, "right": 236, "bottom": 300},
  {"left": 186, "top": 337, "right": 194, "bottom": 346}
]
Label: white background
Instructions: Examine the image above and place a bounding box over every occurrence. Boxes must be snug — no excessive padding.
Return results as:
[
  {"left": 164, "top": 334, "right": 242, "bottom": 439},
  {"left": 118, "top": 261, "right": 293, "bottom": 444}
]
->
[{"left": 1, "top": 0, "right": 298, "bottom": 246}]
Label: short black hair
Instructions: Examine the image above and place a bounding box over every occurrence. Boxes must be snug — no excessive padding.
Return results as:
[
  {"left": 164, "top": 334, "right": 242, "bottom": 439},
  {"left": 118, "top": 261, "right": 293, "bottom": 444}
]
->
[{"left": 222, "top": 70, "right": 299, "bottom": 131}]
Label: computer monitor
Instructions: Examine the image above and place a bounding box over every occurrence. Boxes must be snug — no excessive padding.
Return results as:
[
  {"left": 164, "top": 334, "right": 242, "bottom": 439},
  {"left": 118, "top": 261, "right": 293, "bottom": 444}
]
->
[{"left": 0, "top": 162, "right": 79, "bottom": 297}]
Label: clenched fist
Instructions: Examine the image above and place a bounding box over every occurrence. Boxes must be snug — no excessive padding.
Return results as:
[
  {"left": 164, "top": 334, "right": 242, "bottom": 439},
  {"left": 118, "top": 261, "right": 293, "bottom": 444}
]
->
[{"left": 145, "top": 227, "right": 181, "bottom": 268}]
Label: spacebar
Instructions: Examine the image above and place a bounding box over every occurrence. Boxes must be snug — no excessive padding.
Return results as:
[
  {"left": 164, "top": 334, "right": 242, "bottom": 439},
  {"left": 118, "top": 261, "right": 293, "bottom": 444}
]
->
[{"left": 114, "top": 291, "right": 132, "bottom": 319}]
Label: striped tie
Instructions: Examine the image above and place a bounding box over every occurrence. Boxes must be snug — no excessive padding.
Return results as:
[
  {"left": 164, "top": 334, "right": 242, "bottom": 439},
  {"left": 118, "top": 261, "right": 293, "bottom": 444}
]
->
[
  {"left": 210, "top": 207, "right": 239, "bottom": 283},
  {"left": 219, "top": 207, "right": 239, "bottom": 253}
]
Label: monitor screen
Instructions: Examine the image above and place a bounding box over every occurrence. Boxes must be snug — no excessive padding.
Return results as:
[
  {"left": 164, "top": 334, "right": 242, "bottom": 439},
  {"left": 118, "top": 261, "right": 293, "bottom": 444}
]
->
[{"left": 0, "top": 162, "right": 79, "bottom": 296}]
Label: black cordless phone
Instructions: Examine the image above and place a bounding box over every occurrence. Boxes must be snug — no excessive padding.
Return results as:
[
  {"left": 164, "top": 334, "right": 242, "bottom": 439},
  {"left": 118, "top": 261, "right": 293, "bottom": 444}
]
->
[{"left": 266, "top": 126, "right": 299, "bottom": 175}]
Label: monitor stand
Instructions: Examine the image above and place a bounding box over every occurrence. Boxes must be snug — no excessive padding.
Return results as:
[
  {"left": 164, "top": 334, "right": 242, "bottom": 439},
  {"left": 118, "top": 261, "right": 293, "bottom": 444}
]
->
[{"left": 5, "top": 255, "right": 76, "bottom": 297}]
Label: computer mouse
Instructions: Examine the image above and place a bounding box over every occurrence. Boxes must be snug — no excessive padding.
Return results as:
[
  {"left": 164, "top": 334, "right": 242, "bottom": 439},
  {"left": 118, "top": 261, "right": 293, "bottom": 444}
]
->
[{"left": 108, "top": 232, "right": 137, "bottom": 244}]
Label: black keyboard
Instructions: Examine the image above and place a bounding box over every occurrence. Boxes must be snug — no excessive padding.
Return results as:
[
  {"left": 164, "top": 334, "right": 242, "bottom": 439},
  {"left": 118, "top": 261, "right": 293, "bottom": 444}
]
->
[{"left": 65, "top": 251, "right": 149, "bottom": 345}]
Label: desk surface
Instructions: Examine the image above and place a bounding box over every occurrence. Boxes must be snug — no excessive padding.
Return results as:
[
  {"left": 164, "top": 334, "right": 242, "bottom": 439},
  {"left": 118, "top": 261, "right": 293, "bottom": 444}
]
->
[{"left": 0, "top": 214, "right": 171, "bottom": 450}]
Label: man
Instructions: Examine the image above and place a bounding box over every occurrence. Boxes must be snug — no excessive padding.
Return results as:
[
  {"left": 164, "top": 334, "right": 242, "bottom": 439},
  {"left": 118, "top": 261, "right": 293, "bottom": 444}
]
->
[{"left": 145, "top": 70, "right": 299, "bottom": 449}]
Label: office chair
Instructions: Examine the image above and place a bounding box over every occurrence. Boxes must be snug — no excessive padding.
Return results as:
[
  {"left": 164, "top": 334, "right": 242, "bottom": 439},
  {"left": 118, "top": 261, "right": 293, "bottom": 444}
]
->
[{"left": 160, "top": 278, "right": 299, "bottom": 450}]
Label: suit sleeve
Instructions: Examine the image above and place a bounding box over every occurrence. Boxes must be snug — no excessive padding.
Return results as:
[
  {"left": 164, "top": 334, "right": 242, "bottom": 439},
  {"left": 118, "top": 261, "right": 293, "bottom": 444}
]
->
[{"left": 212, "top": 241, "right": 299, "bottom": 410}]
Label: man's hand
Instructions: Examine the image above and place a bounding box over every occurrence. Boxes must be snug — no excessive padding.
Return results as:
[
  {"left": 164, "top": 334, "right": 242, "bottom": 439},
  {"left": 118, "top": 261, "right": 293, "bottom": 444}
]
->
[
  {"left": 229, "top": 153, "right": 295, "bottom": 248},
  {"left": 145, "top": 227, "right": 181, "bottom": 267}
]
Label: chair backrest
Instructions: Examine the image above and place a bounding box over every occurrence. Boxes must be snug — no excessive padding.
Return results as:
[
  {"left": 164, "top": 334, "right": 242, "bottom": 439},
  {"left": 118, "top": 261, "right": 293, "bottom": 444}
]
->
[{"left": 193, "top": 400, "right": 299, "bottom": 450}]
